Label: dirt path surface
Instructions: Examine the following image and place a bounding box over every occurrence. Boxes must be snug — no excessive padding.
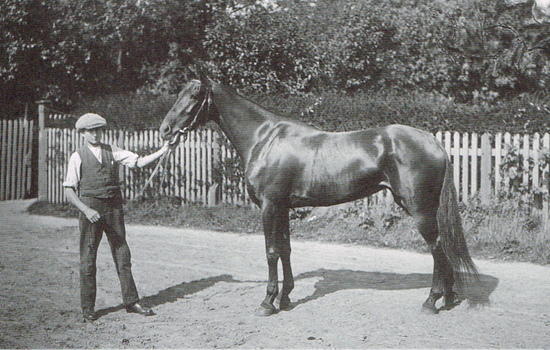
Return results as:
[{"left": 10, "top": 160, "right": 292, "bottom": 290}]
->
[{"left": 1, "top": 199, "right": 549, "bottom": 349}]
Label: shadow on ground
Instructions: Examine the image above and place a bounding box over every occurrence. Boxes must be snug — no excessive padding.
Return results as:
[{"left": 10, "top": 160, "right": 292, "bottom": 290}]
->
[
  {"left": 97, "top": 275, "right": 237, "bottom": 317},
  {"left": 97, "top": 269, "right": 498, "bottom": 317},
  {"left": 292, "top": 269, "right": 499, "bottom": 309}
]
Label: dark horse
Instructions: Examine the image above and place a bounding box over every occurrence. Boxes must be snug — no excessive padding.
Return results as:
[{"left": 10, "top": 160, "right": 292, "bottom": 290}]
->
[{"left": 159, "top": 76, "right": 479, "bottom": 316}]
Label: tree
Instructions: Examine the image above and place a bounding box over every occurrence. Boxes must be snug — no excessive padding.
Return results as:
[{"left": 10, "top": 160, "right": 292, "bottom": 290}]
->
[
  {"left": 0, "top": 0, "right": 68, "bottom": 115},
  {"left": 0, "top": 0, "right": 219, "bottom": 116},
  {"left": 436, "top": 0, "right": 550, "bottom": 100}
]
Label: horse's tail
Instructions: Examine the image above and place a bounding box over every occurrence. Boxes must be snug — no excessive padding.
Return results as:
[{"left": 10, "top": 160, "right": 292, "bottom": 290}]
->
[{"left": 437, "top": 157, "right": 479, "bottom": 283}]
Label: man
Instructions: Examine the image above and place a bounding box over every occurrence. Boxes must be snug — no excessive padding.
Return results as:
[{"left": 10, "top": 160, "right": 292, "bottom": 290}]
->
[{"left": 64, "top": 113, "right": 169, "bottom": 322}]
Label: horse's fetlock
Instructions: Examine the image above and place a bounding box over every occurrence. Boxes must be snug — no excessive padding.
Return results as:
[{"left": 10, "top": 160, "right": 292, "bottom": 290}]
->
[
  {"left": 266, "top": 285, "right": 278, "bottom": 297},
  {"left": 283, "top": 281, "right": 294, "bottom": 292}
]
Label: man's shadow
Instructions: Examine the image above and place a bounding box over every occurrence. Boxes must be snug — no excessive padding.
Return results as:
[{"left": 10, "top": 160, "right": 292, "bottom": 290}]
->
[
  {"left": 96, "top": 269, "right": 498, "bottom": 317},
  {"left": 96, "top": 274, "right": 237, "bottom": 317}
]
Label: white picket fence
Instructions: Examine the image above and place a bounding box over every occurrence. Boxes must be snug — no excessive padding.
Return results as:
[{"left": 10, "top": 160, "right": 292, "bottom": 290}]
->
[
  {"left": 43, "top": 127, "right": 248, "bottom": 205},
  {"left": 3, "top": 102, "right": 547, "bottom": 207},
  {"left": 436, "top": 131, "right": 550, "bottom": 201}
]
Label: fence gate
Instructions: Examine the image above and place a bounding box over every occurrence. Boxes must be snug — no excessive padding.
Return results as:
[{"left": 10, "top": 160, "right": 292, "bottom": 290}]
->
[{"left": 0, "top": 118, "right": 35, "bottom": 200}]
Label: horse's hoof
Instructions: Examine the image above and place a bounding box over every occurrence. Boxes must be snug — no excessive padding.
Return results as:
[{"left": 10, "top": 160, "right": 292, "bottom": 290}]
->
[
  {"left": 421, "top": 301, "right": 439, "bottom": 315},
  {"left": 279, "top": 299, "right": 292, "bottom": 311},
  {"left": 439, "top": 300, "right": 462, "bottom": 311},
  {"left": 255, "top": 305, "right": 277, "bottom": 317},
  {"left": 437, "top": 292, "right": 460, "bottom": 311}
]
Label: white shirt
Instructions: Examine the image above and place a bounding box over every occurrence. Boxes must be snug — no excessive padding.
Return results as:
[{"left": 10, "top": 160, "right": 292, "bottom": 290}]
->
[{"left": 63, "top": 144, "right": 139, "bottom": 189}]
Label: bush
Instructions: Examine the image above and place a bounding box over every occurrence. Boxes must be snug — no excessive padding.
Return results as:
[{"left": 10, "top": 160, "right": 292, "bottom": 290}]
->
[
  {"left": 68, "top": 89, "right": 550, "bottom": 134},
  {"left": 253, "top": 90, "right": 550, "bottom": 134},
  {"left": 71, "top": 92, "right": 176, "bottom": 130}
]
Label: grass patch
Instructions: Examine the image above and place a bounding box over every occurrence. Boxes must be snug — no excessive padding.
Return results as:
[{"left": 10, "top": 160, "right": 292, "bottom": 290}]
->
[
  {"left": 462, "top": 197, "right": 550, "bottom": 265},
  {"left": 123, "top": 197, "right": 262, "bottom": 233},
  {"left": 27, "top": 198, "right": 263, "bottom": 234},
  {"left": 28, "top": 201, "right": 81, "bottom": 218},
  {"left": 28, "top": 196, "right": 550, "bottom": 266}
]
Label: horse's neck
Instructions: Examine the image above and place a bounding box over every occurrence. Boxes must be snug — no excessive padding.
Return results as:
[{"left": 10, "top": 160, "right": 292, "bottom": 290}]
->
[{"left": 212, "top": 84, "right": 276, "bottom": 163}]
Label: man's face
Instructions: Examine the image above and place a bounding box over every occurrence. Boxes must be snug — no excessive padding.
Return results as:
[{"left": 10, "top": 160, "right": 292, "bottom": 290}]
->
[{"left": 81, "top": 128, "right": 103, "bottom": 146}]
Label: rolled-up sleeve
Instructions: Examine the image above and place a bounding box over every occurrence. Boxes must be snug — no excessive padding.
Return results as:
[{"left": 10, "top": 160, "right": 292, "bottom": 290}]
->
[
  {"left": 63, "top": 152, "right": 81, "bottom": 189},
  {"left": 112, "top": 144, "right": 139, "bottom": 168}
]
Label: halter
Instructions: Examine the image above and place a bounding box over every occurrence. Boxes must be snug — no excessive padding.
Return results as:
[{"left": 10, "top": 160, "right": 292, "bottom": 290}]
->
[{"left": 175, "top": 83, "right": 211, "bottom": 145}]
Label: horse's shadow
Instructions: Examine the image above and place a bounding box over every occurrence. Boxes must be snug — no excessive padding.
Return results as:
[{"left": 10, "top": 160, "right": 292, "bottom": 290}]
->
[
  {"left": 290, "top": 269, "right": 499, "bottom": 309},
  {"left": 96, "top": 269, "right": 498, "bottom": 317}
]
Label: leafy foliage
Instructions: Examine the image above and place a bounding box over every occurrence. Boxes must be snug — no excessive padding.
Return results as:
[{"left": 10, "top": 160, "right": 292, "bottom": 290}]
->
[
  {"left": 66, "top": 87, "right": 550, "bottom": 134},
  {"left": 499, "top": 142, "right": 550, "bottom": 208}
]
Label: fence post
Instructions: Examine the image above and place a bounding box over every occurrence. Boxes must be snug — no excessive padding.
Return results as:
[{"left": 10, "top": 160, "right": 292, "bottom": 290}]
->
[
  {"left": 37, "top": 100, "right": 50, "bottom": 201},
  {"left": 207, "top": 131, "right": 222, "bottom": 206},
  {"left": 480, "top": 133, "right": 491, "bottom": 204}
]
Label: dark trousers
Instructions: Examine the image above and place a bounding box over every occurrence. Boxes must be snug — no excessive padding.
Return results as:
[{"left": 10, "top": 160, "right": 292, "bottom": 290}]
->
[{"left": 79, "top": 195, "right": 139, "bottom": 310}]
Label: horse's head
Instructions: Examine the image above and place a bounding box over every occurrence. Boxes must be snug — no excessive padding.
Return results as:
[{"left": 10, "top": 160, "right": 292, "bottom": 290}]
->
[{"left": 159, "top": 79, "right": 211, "bottom": 145}]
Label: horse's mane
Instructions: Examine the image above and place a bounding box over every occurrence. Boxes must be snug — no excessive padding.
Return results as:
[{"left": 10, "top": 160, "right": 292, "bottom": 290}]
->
[{"left": 212, "top": 81, "right": 315, "bottom": 127}]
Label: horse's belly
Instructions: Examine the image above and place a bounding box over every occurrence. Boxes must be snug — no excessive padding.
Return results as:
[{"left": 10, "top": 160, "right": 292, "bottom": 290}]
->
[{"left": 290, "top": 170, "right": 385, "bottom": 207}]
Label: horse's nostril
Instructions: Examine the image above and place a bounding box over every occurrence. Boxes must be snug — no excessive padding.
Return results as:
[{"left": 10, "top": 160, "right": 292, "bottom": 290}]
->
[{"left": 162, "top": 124, "right": 171, "bottom": 135}]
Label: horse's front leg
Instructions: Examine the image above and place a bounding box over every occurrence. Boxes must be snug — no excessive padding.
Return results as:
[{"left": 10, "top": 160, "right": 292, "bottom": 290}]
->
[
  {"left": 278, "top": 209, "right": 293, "bottom": 311},
  {"left": 255, "top": 201, "right": 293, "bottom": 316}
]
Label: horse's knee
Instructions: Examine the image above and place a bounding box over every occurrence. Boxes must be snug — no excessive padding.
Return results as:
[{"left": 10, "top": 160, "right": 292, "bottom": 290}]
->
[{"left": 266, "top": 251, "right": 279, "bottom": 268}]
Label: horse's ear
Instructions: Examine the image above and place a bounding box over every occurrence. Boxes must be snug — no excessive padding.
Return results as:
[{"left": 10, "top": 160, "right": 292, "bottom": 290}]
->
[
  {"left": 180, "top": 53, "right": 206, "bottom": 79},
  {"left": 194, "top": 62, "right": 211, "bottom": 87},
  {"left": 187, "top": 59, "right": 211, "bottom": 87}
]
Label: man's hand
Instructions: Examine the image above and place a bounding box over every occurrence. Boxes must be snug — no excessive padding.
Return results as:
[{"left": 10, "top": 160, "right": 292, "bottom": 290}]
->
[
  {"left": 84, "top": 208, "right": 100, "bottom": 223},
  {"left": 161, "top": 141, "right": 171, "bottom": 152},
  {"left": 137, "top": 141, "right": 172, "bottom": 168},
  {"left": 65, "top": 187, "right": 101, "bottom": 223}
]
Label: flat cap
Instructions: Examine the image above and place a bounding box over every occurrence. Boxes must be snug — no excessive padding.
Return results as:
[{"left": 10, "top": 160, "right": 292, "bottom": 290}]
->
[{"left": 75, "top": 113, "right": 107, "bottom": 131}]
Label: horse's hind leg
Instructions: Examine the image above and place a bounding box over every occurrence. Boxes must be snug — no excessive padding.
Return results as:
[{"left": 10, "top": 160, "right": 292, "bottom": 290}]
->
[
  {"left": 256, "top": 200, "right": 294, "bottom": 316},
  {"left": 415, "top": 213, "right": 457, "bottom": 314}
]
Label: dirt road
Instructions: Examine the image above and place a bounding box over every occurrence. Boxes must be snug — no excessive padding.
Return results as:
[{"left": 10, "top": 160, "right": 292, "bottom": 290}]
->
[{"left": 0, "top": 199, "right": 549, "bottom": 349}]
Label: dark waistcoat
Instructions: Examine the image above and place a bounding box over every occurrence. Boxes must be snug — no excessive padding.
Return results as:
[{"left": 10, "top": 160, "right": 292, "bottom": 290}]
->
[{"left": 78, "top": 144, "right": 120, "bottom": 198}]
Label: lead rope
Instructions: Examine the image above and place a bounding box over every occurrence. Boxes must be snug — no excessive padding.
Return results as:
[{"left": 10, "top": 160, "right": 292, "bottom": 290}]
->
[{"left": 136, "top": 146, "right": 173, "bottom": 199}]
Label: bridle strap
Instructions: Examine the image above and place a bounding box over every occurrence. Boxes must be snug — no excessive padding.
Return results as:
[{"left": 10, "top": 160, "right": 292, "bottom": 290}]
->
[{"left": 176, "top": 86, "right": 211, "bottom": 144}]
